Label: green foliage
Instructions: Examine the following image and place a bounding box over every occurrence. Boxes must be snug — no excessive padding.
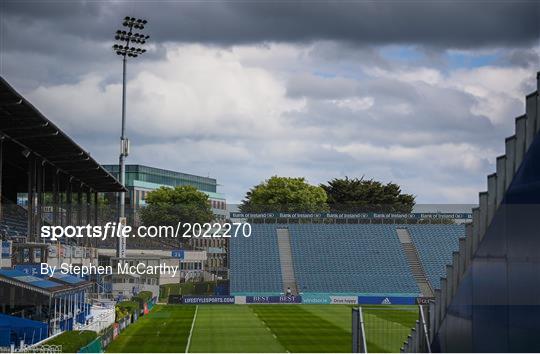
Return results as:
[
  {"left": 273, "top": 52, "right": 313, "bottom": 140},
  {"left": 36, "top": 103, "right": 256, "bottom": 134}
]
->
[
  {"left": 116, "top": 300, "right": 140, "bottom": 320},
  {"left": 115, "top": 306, "right": 129, "bottom": 321},
  {"left": 140, "top": 186, "right": 213, "bottom": 225},
  {"left": 321, "top": 177, "right": 415, "bottom": 213},
  {"left": 131, "top": 296, "right": 144, "bottom": 310},
  {"left": 240, "top": 176, "right": 328, "bottom": 212},
  {"left": 140, "top": 186, "right": 213, "bottom": 247},
  {"left": 137, "top": 291, "right": 153, "bottom": 302},
  {"left": 45, "top": 330, "right": 97, "bottom": 353},
  {"left": 132, "top": 291, "right": 153, "bottom": 310}
]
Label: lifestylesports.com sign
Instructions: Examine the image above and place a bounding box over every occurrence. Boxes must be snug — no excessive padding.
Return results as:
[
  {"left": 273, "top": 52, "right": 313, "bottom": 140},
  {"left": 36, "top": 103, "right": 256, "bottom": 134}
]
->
[{"left": 182, "top": 296, "right": 235, "bottom": 304}]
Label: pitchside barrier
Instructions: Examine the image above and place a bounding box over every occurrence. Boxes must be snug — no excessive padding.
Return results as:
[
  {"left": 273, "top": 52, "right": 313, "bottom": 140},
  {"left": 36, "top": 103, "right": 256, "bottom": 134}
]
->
[
  {"left": 75, "top": 296, "right": 158, "bottom": 353},
  {"left": 353, "top": 305, "right": 429, "bottom": 353},
  {"left": 168, "top": 294, "right": 420, "bottom": 305}
]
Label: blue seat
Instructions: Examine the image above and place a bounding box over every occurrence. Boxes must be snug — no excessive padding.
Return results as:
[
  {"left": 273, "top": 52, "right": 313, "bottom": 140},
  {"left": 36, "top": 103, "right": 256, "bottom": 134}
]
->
[{"left": 229, "top": 223, "right": 464, "bottom": 295}]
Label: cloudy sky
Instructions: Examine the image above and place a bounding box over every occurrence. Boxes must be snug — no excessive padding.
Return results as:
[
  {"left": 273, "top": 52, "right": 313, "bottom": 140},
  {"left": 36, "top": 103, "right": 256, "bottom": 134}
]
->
[{"left": 1, "top": 1, "right": 539, "bottom": 204}]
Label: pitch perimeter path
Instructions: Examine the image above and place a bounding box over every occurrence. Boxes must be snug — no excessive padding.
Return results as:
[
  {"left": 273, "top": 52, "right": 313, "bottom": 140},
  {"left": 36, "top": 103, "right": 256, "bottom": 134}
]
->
[
  {"left": 106, "top": 305, "right": 195, "bottom": 353},
  {"left": 189, "top": 305, "right": 286, "bottom": 352}
]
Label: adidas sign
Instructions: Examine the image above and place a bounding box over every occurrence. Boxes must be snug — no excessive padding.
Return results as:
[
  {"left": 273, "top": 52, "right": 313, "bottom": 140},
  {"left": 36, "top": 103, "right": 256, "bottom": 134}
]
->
[{"left": 381, "top": 297, "right": 392, "bottom": 305}]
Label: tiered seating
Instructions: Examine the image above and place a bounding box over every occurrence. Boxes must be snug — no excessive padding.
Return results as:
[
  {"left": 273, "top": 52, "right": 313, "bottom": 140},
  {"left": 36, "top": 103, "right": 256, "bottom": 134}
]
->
[
  {"left": 407, "top": 225, "right": 464, "bottom": 289},
  {"left": 229, "top": 223, "right": 466, "bottom": 296},
  {"left": 289, "top": 224, "right": 419, "bottom": 295},
  {"left": 230, "top": 224, "right": 283, "bottom": 295},
  {"left": 0, "top": 202, "right": 28, "bottom": 238}
]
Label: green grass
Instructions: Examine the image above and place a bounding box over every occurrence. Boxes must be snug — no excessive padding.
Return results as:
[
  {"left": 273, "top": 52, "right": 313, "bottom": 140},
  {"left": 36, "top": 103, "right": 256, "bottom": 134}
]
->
[
  {"left": 108, "top": 304, "right": 418, "bottom": 353},
  {"left": 363, "top": 306, "right": 419, "bottom": 353},
  {"left": 44, "top": 330, "right": 97, "bottom": 353},
  {"left": 190, "top": 305, "right": 285, "bottom": 352},
  {"left": 106, "top": 305, "right": 195, "bottom": 353}
]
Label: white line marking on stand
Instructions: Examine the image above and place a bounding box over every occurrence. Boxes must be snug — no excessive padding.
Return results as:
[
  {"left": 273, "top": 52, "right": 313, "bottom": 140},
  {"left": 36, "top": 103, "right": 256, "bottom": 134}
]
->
[{"left": 185, "top": 305, "right": 198, "bottom": 353}]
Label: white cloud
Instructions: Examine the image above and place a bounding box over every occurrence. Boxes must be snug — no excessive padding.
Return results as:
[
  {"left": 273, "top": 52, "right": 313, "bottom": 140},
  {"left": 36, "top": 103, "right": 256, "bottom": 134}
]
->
[
  {"left": 447, "top": 66, "right": 532, "bottom": 125},
  {"left": 368, "top": 67, "right": 443, "bottom": 85},
  {"left": 19, "top": 42, "right": 535, "bottom": 204},
  {"left": 331, "top": 97, "right": 374, "bottom": 111}
]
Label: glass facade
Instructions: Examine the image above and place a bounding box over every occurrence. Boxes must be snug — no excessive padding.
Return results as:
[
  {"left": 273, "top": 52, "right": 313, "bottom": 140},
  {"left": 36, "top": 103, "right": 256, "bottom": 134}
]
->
[
  {"left": 103, "top": 164, "right": 227, "bottom": 220},
  {"left": 103, "top": 164, "right": 217, "bottom": 193}
]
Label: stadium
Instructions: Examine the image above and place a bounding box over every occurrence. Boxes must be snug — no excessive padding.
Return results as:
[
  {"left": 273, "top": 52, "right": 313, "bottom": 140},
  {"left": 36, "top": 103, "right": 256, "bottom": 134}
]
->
[{"left": 1, "top": 2, "right": 539, "bottom": 353}]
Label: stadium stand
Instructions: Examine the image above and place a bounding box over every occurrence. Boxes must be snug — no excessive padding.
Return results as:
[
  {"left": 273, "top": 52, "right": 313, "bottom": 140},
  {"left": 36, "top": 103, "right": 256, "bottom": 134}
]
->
[
  {"left": 401, "top": 72, "right": 540, "bottom": 352},
  {"left": 0, "top": 313, "right": 49, "bottom": 348},
  {"left": 230, "top": 224, "right": 283, "bottom": 295},
  {"left": 0, "top": 76, "right": 126, "bottom": 348},
  {"left": 406, "top": 225, "right": 464, "bottom": 289},
  {"left": 230, "top": 223, "right": 465, "bottom": 296},
  {"left": 289, "top": 224, "right": 418, "bottom": 295},
  {"left": 1, "top": 199, "right": 28, "bottom": 239}
]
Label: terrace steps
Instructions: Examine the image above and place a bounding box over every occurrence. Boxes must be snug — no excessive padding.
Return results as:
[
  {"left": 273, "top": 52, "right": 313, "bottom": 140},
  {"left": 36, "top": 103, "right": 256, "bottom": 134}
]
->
[
  {"left": 396, "top": 228, "right": 433, "bottom": 297},
  {"left": 276, "top": 228, "right": 299, "bottom": 295}
]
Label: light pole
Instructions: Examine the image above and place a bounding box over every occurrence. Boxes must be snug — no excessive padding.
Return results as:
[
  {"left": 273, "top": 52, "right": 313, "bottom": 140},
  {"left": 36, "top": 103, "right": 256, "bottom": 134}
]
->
[{"left": 113, "top": 16, "right": 149, "bottom": 258}]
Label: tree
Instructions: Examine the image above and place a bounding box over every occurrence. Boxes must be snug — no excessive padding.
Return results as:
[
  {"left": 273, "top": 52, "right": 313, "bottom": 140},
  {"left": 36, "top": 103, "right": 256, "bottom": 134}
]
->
[
  {"left": 321, "top": 177, "right": 415, "bottom": 213},
  {"left": 139, "top": 186, "right": 213, "bottom": 248},
  {"left": 240, "top": 176, "right": 328, "bottom": 212}
]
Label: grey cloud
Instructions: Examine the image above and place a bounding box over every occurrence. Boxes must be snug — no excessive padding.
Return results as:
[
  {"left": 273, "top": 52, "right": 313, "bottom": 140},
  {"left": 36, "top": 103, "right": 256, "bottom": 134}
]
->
[
  {"left": 286, "top": 78, "right": 504, "bottom": 150},
  {"left": 500, "top": 48, "right": 540, "bottom": 68},
  {"left": 1, "top": 0, "right": 536, "bottom": 204},
  {"left": 286, "top": 74, "right": 359, "bottom": 99},
  {"left": 3, "top": 1, "right": 539, "bottom": 49}
]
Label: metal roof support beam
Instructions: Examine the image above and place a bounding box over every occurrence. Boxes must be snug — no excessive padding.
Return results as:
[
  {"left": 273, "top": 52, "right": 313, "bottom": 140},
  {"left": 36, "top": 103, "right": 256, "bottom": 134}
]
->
[
  {"left": 77, "top": 186, "right": 83, "bottom": 230},
  {"left": 66, "top": 176, "right": 73, "bottom": 227},
  {"left": 27, "top": 154, "right": 35, "bottom": 241},
  {"left": 52, "top": 169, "right": 59, "bottom": 226},
  {"left": 0, "top": 122, "right": 49, "bottom": 131},
  {"left": 0, "top": 97, "right": 23, "bottom": 105},
  {"left": 13, "top": 131, "right": 59, "bottom": 139},
  {"left": 94, "top": 192, "right": 99, "bottom": 247},
  {"left": 36, "top": 159, "right": 44, "bottom": 241},
  {"left": 46, "top": 151, "right": 84, "bottom": 160},
  {"left": 86, "top": 189, "right": 92, "bottom": 246},
  {"left": 0, "top": 137, "right": 4, "bottom": 221}
]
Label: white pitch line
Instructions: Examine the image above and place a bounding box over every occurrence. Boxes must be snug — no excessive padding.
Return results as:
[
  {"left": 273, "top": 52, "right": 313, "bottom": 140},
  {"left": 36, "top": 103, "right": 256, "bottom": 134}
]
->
[{"left": 185, "top": 305, "right": 199, "bottom": 353}]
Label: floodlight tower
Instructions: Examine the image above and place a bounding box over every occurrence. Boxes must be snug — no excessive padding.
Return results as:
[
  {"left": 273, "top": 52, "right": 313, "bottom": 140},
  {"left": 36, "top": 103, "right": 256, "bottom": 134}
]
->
[{"left": 113, "top": 17, "right": 149, "bottom": 258}]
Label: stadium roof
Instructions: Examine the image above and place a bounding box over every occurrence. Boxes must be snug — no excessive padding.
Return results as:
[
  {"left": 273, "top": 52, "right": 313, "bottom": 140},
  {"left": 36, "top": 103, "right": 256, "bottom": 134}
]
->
[
  {"left": 0, "top": 76, "right": 125, "bottom": 192},
  {"left": 49, "top": 273, "right": 91, "bottom": 286},
  {"left": 0, "top": 269, "right": 67, "bottom": 294},
  {"left": 0, "top": 269, "right": 91, "bottom": 296}
]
